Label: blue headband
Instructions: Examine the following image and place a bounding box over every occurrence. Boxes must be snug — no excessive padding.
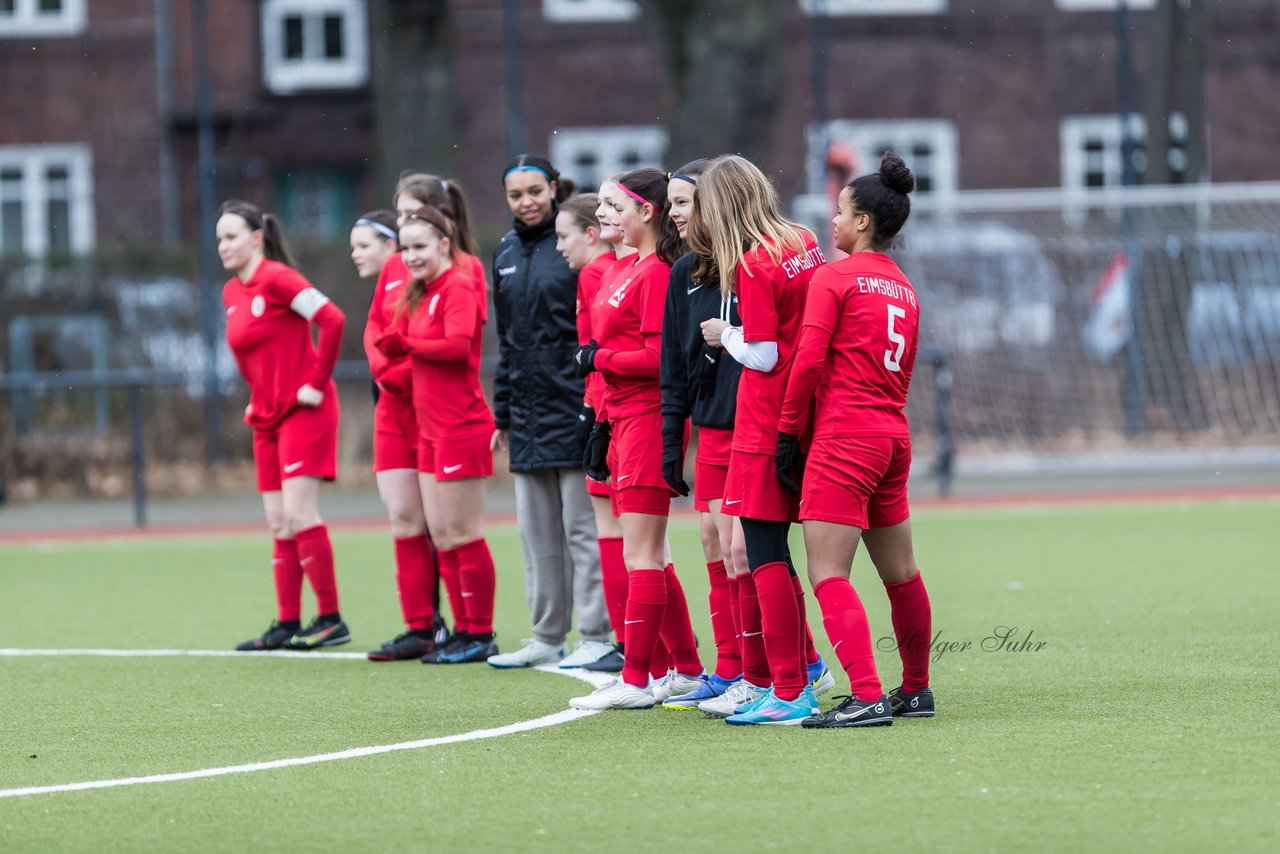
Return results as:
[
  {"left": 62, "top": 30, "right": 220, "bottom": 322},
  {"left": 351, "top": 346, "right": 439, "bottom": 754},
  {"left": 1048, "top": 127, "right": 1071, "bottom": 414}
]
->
[
  {"left": 503, "top": 164, "right": 555, "bottom": 184},
  {"left": 355, "top": 218, "right": 398, "bottom": 242},
  {"left": 670, "top": 174, "right": 698, "bottom": 186}
]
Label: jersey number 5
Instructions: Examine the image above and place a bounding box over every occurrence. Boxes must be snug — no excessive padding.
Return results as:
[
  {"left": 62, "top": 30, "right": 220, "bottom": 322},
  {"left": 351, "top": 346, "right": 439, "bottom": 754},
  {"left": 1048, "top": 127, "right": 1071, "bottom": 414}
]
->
[{"left": 884, "top": 305, "right": 907, "bottom": 373}]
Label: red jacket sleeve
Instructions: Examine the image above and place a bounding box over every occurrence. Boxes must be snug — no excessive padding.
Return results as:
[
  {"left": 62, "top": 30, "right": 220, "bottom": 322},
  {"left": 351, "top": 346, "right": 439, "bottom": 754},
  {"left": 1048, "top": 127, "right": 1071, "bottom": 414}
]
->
[
  {"left": 308, "top": 301, "right": 346, "bottom": 389},
  {"left": 778, "top": 268, "right": 841, "bottom": 435}
]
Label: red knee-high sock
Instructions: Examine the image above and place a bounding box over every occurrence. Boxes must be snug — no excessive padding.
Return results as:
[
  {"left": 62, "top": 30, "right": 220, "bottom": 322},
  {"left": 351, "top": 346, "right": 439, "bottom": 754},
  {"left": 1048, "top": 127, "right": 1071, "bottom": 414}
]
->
[
  {"left": 707, "top": 561, "right": 742, "bottom": 679},
  {"left": 621, "top": 568, "right": 666, "bottom": 688},
  {"left": 649, "top": 639, "right": 670, "bottom": 680},
  {"left": 272, "top": 538, "right": 304, "bottom": 622},
  {"left": 598, "top": 536, "right": 628, "bottom": 645},
  {"left": 736, "top": 571, "right": 771, "bottom": 687},
  {"left": 294, "top": 525, "right": 339, "bottom": 615},
  {"left": 753, "top": 562, "right": 805, "bottom": 701},
  {"left": 727, "top": 575, "right": 744, "bottom": 663},
  {"left": 793, "top": 574, "right": 821, "bottom": 668},
  {"left": 885, "top": 572, "right": 932, "bottom": 693},
  {"left": 452, "top": 538, "right": 496, "bottom": 636},
  {"left": 660, "top": 564, "right": 702, "bottom": 676},
  {"left": 814, "top": 576, "right": 882, "bottom": 702},
  {"left": 436, "top": 547, "right": 469, "bottom": 634},
  {"left": 394, "top": 534, "right": 437, "bottom": 631}
]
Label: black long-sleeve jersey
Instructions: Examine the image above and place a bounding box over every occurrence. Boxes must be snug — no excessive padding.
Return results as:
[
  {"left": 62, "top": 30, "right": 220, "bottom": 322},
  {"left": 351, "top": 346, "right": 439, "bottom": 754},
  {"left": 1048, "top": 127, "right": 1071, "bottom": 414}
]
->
[{"left": 659, "top": 251, "right": 742, "bottom": 430}]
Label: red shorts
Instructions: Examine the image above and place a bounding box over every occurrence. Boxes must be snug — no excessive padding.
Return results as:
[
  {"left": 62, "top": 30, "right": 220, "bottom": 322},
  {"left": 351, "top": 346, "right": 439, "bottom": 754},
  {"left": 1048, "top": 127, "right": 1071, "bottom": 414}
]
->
[
  {"left": 800, "top": 436, "right": 912, "bottom": 530},
  {"left": 586, "top": 475, "right": 612, "bottom": 498},
  {"left": 253, "top": 394, "right": 339, "bottom": 492},
  {"left": 608, "top": 410, "right": 673, "bottom": 517},
  {"left": 693, "top": 427, "right": 733, "bottom": 512},
  {"left": 417, "top": 426, "right": 494, "bottom": 481},
  {"left": 373, "top": 392, "right": 418, "bottom": 472},
  {"left": 721, "top": 448, "right": 798, "bottom": 523}
]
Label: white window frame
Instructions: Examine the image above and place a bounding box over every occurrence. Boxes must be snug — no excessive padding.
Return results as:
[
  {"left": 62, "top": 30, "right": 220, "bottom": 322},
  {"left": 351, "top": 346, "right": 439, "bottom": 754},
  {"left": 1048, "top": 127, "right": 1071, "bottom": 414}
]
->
[
  {"left": 261, "top": 0, "right": 369, "bottom": 95},
  {"left": 806, "top": 119, "right": 958, "bottom": 198},
  {"left": 542, "top": 0, "right": 640, "bottom": 23},
  {"left": 1055, "top": 0, "right": 1156, "bottom": 10},
  {"left": 0, "top": 144, "right": 94, "bottom": 257},
  {"left": 799, "top": 0, "right": 946, "bottom": 14},
  {"left": 0, "top": 0, "right": 85, "bottom": 37},
  {"left": 1060, "top": 114, "right": 1148, "bottom": 189},
  {"left": 549, "top": 126, "right": 669, "bottom": 192}
]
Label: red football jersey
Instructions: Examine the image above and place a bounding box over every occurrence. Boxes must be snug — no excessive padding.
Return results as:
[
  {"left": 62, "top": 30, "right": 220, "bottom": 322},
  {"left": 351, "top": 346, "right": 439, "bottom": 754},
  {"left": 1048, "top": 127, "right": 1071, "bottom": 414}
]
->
[
  {"left": 577, "top": 252, "right": 614, "bottom": 410},
  {"left": 590, "top": 252, "right": 670, "bottom": 421},
  {"left": 366, "top": 250, "right": 487, "bottom": 395},
  {"left": 732, "top": 235, "right": 826, "bottom": 454},
  {"left": 224, "top": 259, "right": 336, "bottom": 431},
  {"left": 779, "top": 252, "right": 919, "bottom": 439},
  {"left": 402, "top": 266, "right": 494, "bottom": 442}
]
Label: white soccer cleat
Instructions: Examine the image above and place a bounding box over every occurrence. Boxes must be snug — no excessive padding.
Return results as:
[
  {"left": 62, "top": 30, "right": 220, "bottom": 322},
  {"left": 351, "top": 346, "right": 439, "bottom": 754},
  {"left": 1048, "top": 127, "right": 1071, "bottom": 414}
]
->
[
  {"left": 697, "top": 679, "right": 769, "bottom": 718},
  {"left": 568, "top": 678, "right": 656, "bottom": 710},
  {"left": 486, "top": 639, "right": 566, "bottom": 669},
  {"left": 558, "top": 639, "right": 617, "bottom": 669},
  {"left": 655, "top": 670, "right": 707, "bottom": 704}
]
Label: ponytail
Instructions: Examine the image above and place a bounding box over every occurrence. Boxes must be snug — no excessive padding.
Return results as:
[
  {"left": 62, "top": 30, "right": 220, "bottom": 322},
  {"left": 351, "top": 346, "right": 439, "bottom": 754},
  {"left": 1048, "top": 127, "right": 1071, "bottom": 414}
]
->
[
  {"left": 394, "top": 172, "right": 480, "bottom": 257},
  {"left": 216, "top": 199, "right": 297, "bottom": 269}
]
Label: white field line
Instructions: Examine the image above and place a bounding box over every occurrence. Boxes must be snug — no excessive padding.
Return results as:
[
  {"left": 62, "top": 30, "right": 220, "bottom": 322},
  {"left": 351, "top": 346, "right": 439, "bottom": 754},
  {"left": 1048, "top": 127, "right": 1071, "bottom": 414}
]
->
[{"left": 0, "top": 653, "right": 613, "bottom": 800}]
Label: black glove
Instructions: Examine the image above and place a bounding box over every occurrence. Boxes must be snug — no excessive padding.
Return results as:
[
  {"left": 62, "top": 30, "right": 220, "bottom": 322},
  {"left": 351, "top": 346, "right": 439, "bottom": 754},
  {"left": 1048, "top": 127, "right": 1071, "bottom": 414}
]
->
[
  {"left": 775, "top": 432, "right": 804, "bottom": 495},
  {"left": 661, "top": 415, "right": 690, "bottom": 496},
  {"left": 575, "top": 404, "right": 595, "bottom": 448},
  {"left": 573, "top": 339, "right": 600, "bottom": 378},
  {"left": 690, "top": 344, "right": 721, "bottom": 400},
  {"left": 583, "top": 420, "right": 611, "bottom": 482}
]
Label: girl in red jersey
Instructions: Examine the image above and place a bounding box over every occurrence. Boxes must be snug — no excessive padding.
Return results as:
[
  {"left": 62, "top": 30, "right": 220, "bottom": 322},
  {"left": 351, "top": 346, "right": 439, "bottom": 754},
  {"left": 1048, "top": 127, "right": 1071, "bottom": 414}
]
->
[
  {"left": 364, "top": 174, "right": 484, "bottom": 661},
  {"left": 568, "top": 168, "right": 704, "bottom": 711},
  {"left": 376, "top": 207, "right": 500, "bottom": 665},
  {"left": 218, "top": 200, "right": 350, "bottom": 652},
  {"left": 688, "top": 156, "right": 831, "bottom": 725},
  {"left": 550, "top": 191, "right": 628, "bottom": 671},
  {"left": 777, "top": 153, "right": 935, "bottom": 728}
]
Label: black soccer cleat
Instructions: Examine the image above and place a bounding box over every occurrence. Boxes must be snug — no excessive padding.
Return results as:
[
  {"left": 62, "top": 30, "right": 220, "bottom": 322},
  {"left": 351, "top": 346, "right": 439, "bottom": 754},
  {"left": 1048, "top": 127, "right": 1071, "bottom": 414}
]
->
[
  {"left": 801, "top": 694, "right": 893, "bottom": 728},
  {"left": 235, "top": 620, "right": 298, "bottom": 652},
  {"left": 580, "top": 643, "right": 624, "bottom": 673},
  {"left": 367, "top": 632, "right": 438, "bottom": 662},
  {"left": 421, "top": 631, "right": 467, "bottom": 664},
  {"left": 437, "top": 632, "right": 498, "bottom": 664},
  {"left": 287, "top": 615, "right": 351, "bottom": 650},
  {"left": 887, "top": 685, "right": 935, "bottom": 717}
]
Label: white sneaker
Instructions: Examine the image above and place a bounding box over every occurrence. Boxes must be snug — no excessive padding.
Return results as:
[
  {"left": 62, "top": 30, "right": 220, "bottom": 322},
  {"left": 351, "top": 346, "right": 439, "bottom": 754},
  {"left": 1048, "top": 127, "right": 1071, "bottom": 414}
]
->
[
  {"left": 697, "top": 679, "right": 769, "bottom": 718},
  {"left": 486, "top": 639, "right": 565, "bottom": 669},
  {"left": 558, "top": 639, "right": 616, "bottom": 669},
  {"left": 650, "top": 668, "right": 675, "bottom": 702},
  {"left": 568, "top": 678, "right": 655, "bottom": 710},
  {"left": 655, "top": 670, "right": 706, "bottom": 703}
]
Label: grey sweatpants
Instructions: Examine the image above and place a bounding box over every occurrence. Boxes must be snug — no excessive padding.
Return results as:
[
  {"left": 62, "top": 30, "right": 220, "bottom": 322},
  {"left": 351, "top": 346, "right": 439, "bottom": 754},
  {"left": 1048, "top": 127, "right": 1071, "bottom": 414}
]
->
[{"left": 513, "top": 469, "right": 611, "bottom": 644}]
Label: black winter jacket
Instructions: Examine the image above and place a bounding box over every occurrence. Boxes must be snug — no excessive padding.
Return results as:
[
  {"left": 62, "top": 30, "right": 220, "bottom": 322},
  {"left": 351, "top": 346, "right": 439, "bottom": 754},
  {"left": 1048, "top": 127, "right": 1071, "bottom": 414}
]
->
[
  {"left": 491, "top": 212, "right": 587, "bottom": 472},
  {"left": 660, "top": 252, "right": 742, "bottom": 430}
]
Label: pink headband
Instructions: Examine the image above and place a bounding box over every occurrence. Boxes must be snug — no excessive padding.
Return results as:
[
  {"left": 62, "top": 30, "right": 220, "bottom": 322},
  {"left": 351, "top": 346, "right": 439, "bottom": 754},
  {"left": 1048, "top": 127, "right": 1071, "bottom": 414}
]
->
[{"left": 617, "top": 183, "right": 649, "bottom": 207}]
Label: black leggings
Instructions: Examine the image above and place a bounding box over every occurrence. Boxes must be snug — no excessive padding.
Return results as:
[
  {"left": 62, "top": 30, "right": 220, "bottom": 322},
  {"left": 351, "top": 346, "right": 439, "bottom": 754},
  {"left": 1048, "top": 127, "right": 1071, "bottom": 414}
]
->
[{"left": 739, "top": 517, "right": 796, "bottom": 575}]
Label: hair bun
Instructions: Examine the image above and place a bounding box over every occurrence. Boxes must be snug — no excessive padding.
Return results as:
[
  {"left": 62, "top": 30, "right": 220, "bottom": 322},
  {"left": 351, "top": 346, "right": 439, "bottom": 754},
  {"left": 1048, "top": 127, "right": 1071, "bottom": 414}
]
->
[{"left": 879, "top": 152, "right": 916, "bottom": 195}]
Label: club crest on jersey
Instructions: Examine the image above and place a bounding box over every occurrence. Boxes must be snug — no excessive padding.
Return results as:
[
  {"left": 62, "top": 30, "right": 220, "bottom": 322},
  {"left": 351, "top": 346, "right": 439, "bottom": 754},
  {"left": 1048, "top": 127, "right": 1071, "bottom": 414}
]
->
[
  {"left": 428, "top": 293, "right": 441, "bottom": 316},
  {"left": 608, "top": 276, "right": 634, "bottom": 308},
  {"left": 250, "top": 295, "right": 266, "bottom": 317}
]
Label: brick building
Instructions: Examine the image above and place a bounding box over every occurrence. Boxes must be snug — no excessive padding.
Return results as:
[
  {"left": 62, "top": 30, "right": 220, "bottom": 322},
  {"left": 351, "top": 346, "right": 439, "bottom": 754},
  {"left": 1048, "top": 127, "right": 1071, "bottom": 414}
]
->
[{"left": 1, "top": 0, "right": 1277, "bottom": 256}]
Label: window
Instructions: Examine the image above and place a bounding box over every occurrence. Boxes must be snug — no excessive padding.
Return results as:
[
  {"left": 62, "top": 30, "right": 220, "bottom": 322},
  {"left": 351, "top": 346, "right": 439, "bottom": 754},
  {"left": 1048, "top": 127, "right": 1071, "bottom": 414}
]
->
[
  {"left": 261, "top": 0, "right": 368, "bottom": 95},
  {"left": 1060, "top": 113, "right": 1188, "bottom": 188},
  {"left": 543, "top": 0, "right": 639, "bottom": 22},
  {"left": 1055, "top": 0, "right": 1156, "bottom": 10},
  {"left": 0, "top": 144, "right": 94, "bottom": 257},
  {"left": 549, "top": 126, "right": 669, "bottom": 193},
  {"left": 0, "top": 0, "right": 85, "bottom": 36},
  {"left": 276, "top": 168, "right": 357, "bottom": 240},
  {"left": 799, "top": 0, "right": 946, "bottom": 14},
  {"left": 806, "top": 119, "right": 958, "bottom": 197}
]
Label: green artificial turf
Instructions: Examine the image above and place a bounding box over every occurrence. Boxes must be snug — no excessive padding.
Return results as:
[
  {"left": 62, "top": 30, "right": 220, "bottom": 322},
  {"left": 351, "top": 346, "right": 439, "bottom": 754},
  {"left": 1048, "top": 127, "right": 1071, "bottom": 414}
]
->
[{"left": 1, "top": 499, "right": 1277, "bottom": 852}]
